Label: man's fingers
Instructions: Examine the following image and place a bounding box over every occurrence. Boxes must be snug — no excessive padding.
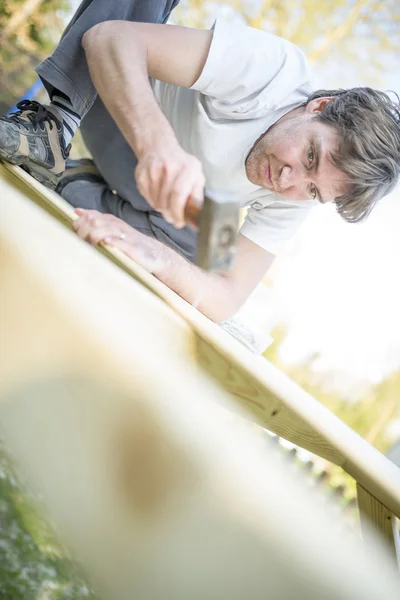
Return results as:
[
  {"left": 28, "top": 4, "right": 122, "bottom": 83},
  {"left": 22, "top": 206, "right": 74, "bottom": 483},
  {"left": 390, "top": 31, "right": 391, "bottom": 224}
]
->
[
  {"left": 74, "top": 208, "right": 87, "bottom": 217},
  {"left": 148, "top": 160, "right": 168, "bottom": 210},
  {"left": 73, "top": 208, "right": 101, "bottom": 221},
  {"left": 75, "top": 217, "right": 105, "bottom": 241},
  {"left": 156, "top": 164, "right": 180, "bottom": 215},
  {"left": 135, "top": 150, "right": 205, "bottom": 229},
  {"left": 71, "top": 207, "right": 158, "bottom": 275},
  {"left": 73, "top": 216, "right": 96, "bottom": 241},
  {"left": 192, "top": 183, "right": 204, "bottom": 206},
  {"left": 73, "top": 211, "right": 127, "bottom": 244},
  {"left": 167, "top": 171, "right": 197, "bottom": 228},
  {"left": 73, "top": 209, "right": 104, "bottom": 237},
  {"left": 135, "top": 164, "right": 154, "bottom": 208},
  {"left": 87, "top": 225, "right": 128, "bottom": 246}
]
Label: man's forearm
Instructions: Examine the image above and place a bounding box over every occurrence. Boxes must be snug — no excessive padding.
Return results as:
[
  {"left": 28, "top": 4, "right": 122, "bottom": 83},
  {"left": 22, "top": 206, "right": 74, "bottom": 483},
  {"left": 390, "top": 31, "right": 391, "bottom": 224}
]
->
[
  {"left": 153, "top": 241, "right": 240, "bottom": 322},
  {"left": 82, "top": 22, "right": 178, "bottom": 157},
  {"left": 73, "top": 211, "right": 271, "bottom": 322}
]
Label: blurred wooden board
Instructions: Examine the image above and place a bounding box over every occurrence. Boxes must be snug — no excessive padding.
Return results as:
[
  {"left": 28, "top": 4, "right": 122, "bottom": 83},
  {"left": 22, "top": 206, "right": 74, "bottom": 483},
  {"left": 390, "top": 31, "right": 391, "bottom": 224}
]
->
[
  {"left": 1, "top": 166, "right": 400, "bottom": 598},
  {"left": 1, "top": 161, "right": 400, "bottom": 527}
]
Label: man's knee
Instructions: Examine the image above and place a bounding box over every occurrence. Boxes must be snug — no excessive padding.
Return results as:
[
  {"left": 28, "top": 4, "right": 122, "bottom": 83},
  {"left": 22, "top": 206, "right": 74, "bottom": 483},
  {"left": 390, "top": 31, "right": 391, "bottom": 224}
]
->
[{"left": 59, "top": 179, "right": 108, "bottom": 211}]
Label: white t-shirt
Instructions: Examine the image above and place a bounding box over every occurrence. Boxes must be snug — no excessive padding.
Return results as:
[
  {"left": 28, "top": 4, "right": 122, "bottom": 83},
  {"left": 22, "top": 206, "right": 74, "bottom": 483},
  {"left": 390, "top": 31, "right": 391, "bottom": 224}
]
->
[{"left": 152, "top": 19, "right": 318, "bottom": 254}]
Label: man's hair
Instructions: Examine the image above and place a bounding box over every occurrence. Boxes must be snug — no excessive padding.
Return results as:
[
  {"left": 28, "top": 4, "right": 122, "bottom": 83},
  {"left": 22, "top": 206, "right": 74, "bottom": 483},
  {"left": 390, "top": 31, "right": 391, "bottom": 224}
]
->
[{"left": 306, "top": 87, "right": 400, "bottom": 223}]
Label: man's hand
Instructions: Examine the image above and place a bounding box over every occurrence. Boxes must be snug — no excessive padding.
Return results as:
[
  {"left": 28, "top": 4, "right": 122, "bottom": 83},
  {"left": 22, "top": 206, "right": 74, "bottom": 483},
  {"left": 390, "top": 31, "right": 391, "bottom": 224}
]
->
[
  {"left": 72, "top": 208, "right": 275, "bottom": 322},
  {"left": 72, "top": 209, "right": 163, "bottom": 273},
  {"left": 135, "top": 143, "right": 205, "bottom": 229}
]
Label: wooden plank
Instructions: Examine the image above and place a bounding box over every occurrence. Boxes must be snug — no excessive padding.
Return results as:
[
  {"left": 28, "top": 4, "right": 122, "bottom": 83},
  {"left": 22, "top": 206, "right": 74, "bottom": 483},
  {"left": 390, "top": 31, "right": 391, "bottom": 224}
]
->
[
  {"left": 357, "top": 484, "right": 400, "bottom": 569},
  {"left": 195, "top": 336, "right": 339, "bottom": 460},
  {"left": 1, "top": 162, "right": 344, "bottom": 465},
  {"left": 1, "top": 161, "right": 400, "bottom": 524},
  {"left": 1, "top": 249, "right": 400, "bottom": 599},
  {"left": 0, "top": 195, "right": 196, "bottom": 397}
]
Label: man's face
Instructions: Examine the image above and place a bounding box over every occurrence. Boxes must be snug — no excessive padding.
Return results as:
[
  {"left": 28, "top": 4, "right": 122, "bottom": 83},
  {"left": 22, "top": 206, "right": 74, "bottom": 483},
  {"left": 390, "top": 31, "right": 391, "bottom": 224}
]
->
[{"left": 245, "top": 99, "right": 349, "bottom": 204}]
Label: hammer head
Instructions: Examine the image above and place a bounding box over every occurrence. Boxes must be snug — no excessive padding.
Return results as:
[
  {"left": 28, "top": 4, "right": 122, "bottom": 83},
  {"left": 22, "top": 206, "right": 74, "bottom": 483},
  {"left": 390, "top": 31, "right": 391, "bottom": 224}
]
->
[{"left": 196, "top": 194, "right": 241, "bottom": 273}]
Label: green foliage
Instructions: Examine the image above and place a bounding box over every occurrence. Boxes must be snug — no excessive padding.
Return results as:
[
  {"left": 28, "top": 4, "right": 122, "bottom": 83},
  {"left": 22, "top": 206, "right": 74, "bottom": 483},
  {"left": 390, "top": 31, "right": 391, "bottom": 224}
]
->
[
  {"left": 0, "top": 446, "right": 96, "bottom": 600},
  {"left": 172, "top": 0, "right": 400, "bottom": 86},
  {"left": 0, "top": 1, "right": 71, "bottom": 51},
  {"left": 0, "top": 0, "right": 71, "bottom": 111},
  {"left": 264, "top": 325, "right": 400, "bottom": 500},
  {"left": 264, "top": 325, "right": 400, "bottom": 455}
]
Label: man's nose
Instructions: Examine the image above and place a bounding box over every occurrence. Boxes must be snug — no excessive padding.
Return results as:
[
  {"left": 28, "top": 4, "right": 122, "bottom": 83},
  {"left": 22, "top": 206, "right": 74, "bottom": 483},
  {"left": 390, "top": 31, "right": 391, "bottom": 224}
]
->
[
  {"left": 277, "top": 165, "right": 296, "bottom": 191},
  {"left": 278, "top": 165, "right": 310, "bottom": 193}
]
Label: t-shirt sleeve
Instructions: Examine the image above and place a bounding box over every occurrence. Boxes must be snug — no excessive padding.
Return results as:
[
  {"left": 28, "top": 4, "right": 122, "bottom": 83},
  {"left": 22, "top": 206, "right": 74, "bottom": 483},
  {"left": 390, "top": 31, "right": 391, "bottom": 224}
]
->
[
  {"left": 190, "top": 20, "right": 311, "bottom": 120},
  {"left": 240, "top": 199, "right": 315, "bottom": 255}
]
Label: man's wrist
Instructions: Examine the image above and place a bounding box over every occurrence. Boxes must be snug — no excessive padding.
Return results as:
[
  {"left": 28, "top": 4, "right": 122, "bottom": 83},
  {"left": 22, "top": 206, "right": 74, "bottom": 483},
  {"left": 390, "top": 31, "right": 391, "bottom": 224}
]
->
[{"left": 133, "top": 116, "right": 179, "bottom": 158}]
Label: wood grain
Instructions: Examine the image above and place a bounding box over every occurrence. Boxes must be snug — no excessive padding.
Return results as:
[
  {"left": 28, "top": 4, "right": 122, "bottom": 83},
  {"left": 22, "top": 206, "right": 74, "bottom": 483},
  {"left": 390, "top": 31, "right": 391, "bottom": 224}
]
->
[{"left": 357, "top": 484, "right": 400, "bottom": 569}]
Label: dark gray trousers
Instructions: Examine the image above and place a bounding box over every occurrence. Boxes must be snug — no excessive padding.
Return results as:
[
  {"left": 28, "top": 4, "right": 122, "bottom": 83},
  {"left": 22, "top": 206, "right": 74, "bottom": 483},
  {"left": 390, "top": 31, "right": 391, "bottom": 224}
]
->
[{"left": 36, "top": 0, "right": 197, "bottom": 261}]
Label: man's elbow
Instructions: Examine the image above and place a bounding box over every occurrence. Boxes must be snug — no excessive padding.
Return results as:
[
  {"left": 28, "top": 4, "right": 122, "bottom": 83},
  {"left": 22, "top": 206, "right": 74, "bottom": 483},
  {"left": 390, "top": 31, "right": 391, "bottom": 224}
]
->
[
  {"left": 197, "top": 285, "right": 246, "bottom": 323},
  {"left": 82, "top": 21, "right": 123, "bottom": 50},
  {"left": 82, "top": 21, "right": 147, "bottom": 64}
]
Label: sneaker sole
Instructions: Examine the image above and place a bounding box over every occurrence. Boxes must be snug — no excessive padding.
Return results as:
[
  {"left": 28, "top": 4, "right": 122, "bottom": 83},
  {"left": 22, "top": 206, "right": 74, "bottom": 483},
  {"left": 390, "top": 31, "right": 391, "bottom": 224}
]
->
[{"left": 0, "top": 151, "right": 60, "bottom": 190}]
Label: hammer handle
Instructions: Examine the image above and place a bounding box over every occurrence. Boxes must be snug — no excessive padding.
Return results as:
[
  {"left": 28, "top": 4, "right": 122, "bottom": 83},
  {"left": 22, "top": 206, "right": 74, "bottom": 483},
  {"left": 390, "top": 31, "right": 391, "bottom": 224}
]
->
[{"left": 184, "top": 195, "right": 203, "bottom": 231}]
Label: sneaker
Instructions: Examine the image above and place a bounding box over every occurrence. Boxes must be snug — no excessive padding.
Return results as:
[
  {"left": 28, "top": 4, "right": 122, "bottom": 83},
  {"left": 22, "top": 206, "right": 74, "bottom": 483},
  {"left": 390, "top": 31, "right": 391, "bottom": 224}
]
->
[
  {"left": 0, "top": 99, "right": 70, "bottom": 189},
  {"left": 56, "top": 158, "right": 105, "bottom": 195}
]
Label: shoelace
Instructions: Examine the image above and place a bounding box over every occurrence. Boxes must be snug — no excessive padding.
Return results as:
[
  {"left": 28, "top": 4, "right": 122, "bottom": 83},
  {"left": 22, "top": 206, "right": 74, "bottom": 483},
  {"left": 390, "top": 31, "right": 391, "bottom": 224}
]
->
[{"left": 7, "top": 100, "right": 62, "bottom": 133}]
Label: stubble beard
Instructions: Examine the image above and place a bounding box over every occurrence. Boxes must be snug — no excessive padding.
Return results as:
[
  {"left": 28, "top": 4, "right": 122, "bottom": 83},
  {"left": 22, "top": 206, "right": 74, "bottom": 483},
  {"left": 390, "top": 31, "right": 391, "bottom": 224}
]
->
[{"left": 245, "top": 134, "right": 269, "bottom": 187}]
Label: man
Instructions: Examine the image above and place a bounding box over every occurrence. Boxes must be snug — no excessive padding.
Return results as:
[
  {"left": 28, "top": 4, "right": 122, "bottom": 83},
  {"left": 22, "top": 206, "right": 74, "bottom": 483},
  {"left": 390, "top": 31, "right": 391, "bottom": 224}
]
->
[{"left": 1, "top": 1, "right": 399, "bottom": 322}]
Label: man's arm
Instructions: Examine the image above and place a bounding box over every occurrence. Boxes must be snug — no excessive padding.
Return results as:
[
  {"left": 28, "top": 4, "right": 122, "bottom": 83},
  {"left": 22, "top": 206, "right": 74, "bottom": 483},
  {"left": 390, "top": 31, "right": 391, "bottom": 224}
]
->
[
  {"left": 82, "top": 22, "right": 213, "bottom": 227},
  {"left": 73, "top": 210, "right": 275, "bottom": 323},
  {"left": 153, "top": 234, "right": 275, "bottom": 321}
]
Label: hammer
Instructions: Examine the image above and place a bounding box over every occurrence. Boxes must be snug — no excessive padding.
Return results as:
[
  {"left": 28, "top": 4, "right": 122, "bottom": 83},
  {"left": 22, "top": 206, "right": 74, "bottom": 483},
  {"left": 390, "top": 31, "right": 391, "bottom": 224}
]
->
[{"left": 184, "top": 194, "right": 241, "bottom": 273}]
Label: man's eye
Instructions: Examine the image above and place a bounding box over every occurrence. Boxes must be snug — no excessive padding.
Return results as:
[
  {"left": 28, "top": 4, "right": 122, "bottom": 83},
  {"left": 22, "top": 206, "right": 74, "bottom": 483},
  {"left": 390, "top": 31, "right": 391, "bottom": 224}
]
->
[
  {"left": 308, "top": 147, "right": 314, "bottom": 163},
  {"left": 310, "top": 185, "right": 317, "bottom": 200}
]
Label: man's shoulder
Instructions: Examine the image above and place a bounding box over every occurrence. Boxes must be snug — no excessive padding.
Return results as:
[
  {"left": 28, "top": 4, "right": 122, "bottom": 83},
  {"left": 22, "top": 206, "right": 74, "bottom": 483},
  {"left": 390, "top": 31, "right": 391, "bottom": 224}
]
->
[{"left": 186, "top": 19, "right": 315, "bottom": 120}]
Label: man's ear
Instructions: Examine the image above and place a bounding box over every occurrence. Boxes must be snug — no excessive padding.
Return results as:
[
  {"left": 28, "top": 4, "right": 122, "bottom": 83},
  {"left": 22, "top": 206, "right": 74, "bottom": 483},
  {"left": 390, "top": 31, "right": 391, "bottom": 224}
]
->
[{"left": 305, "top": 96, "right": 335, "bottom": 114}]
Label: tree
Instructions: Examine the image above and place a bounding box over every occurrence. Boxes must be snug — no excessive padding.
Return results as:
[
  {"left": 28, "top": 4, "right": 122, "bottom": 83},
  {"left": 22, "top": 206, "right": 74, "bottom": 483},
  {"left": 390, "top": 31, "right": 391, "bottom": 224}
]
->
[
  {"left": 264, "top": 326, "right": 400, "bottom": 455},
  {"left": 172, "top": 0, "right": 400, "bottom": 86},
  {"left": 0, "top": 445, "right": 94, "bottom": 600},
  {"left": 0, "top": 0, "right": 71, "bottom": 111}
]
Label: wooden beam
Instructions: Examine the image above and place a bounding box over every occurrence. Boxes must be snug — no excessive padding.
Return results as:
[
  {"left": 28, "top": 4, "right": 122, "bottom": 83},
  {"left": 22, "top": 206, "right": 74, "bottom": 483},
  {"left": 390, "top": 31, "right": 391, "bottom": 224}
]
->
[
  {"left": 1, "top": 218, "right": 400, "bottom": 597},
  {"left": 357, "top": 484, "right": 400, "bottom": 569},
  {"left": 1, "top": 162, "right": 400, "bottom": 524}
]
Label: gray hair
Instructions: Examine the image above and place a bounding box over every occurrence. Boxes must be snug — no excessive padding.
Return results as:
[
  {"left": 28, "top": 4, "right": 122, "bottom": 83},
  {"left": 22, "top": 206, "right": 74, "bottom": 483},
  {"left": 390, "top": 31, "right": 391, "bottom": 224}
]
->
[{"left": 307, "top": 88, "right": 400, "bottom": 223}]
